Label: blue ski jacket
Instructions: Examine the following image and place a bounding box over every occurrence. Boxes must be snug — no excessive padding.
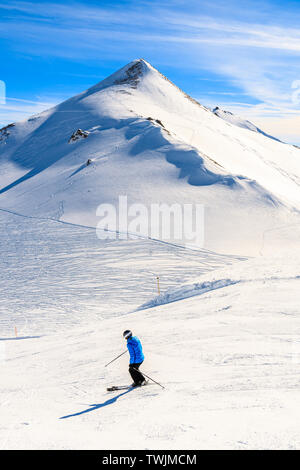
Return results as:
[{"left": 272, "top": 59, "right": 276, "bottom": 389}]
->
[{"left": 127, "top": 336, "right": 144, "bottom": 364}]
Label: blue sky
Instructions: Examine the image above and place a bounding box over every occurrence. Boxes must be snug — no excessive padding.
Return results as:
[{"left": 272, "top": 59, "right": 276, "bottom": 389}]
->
[{"left": 1, "top": 0, "right": 300, "bottom": 143}]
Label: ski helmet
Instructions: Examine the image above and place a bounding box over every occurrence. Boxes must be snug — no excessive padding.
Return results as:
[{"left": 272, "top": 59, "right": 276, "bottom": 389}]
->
[{"left": 123, "top": 330, "right": 132, "bottom": 339}]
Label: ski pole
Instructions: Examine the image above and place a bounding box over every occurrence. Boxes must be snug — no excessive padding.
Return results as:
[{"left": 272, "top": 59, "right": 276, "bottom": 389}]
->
[
  {"left": 133, "top": 368, "right": 165, "bottom": 389},
  {"left": 105, "top": 351, "right": 127, "bottom": 367}
]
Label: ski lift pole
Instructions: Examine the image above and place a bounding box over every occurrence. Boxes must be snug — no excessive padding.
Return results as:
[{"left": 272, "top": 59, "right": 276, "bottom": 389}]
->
[
  {"left": 133, "top": 368, "right": 165, "bottom": 389},
  {"left": 105, "top": 351, "right": 127, "bottom": 367}
]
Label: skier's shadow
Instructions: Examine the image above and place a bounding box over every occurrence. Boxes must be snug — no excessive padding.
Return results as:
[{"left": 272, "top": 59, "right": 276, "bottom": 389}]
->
[{"left": 59, "top": 388, "right": 134, "bottom": 420}]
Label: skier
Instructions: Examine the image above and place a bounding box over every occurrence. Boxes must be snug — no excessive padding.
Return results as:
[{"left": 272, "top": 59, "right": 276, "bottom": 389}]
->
[{"left": 123, "top": 330, "right": 146, "bottom": 387}]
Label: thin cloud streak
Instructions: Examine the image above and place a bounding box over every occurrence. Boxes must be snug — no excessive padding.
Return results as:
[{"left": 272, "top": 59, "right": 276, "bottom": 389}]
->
[
  {"left": 0, "top": 95, "right": 61, "bottom": 126},
  {"left": 6, "top": 96, "right": 55, "bottom": 105},
  {"left": 2, "top": 1, "right": 300, "bottom": 52}
]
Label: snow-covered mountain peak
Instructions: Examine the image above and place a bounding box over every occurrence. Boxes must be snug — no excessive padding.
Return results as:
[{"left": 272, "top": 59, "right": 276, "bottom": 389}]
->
[
  {"left": 112, "top": 59, "right": 150, "bottom": 86},
  {"left": 77, "top": 58, "right": 206, "bottom": 115},
  {"left": 106, "top": 58, "right": 153, "bottom": 85},
  {"left": 1, "top": 60, "right": 300, "bottom": 255},
  {"left": 83, "top": 58, "right": 157, "bottom": 96}
]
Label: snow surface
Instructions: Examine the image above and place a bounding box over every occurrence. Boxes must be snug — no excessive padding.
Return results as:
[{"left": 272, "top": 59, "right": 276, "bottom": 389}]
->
[
  {"left": 1, "top": 59, "right": 300, "bottom": 450},
  {"left": 1, "top": 233, "right": 299, "bottom": 449}
]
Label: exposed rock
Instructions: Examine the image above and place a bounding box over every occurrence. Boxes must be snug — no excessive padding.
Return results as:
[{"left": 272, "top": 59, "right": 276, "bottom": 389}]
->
[
  {"left": 114, "top": 60, "right": 144, "bottom": 89},
  {"left": 0, "top": 123, "right": 15, "bottom": 143},
  {"left": 146, "top": 117, "right": 165, "bottom": 128},
  {"left": 68, "top": 129, "right": 89, "bottom": 143}
]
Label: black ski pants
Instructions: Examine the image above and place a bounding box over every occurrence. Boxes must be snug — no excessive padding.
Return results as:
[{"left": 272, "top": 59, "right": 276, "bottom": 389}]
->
[{"left": 129, "top": 362, "right": 145, "bottom": 385}]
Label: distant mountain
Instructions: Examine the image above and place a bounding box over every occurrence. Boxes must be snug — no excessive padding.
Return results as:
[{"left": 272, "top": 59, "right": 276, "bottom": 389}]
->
[
  {"left": 212, "top": 106, "right": 281, "bottom": 142},
  {"left": 0, "top": 59, "right": 299, "bottom": 255}
]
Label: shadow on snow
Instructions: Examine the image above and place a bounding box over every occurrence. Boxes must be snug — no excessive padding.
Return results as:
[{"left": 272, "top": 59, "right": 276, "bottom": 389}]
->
[
  {"left": 0, "top": 336, "right": 41, "bottom": 341},
  {"left": 59, "top": 388, "right": 135, "bottom": 419}
]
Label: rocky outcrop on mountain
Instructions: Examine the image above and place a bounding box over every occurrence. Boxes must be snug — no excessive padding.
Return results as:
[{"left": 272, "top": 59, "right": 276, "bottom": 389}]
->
[
  {"left": 68, "top": 129, "right": 89, "bottom": 143},
  {"left": 0, "top": 123, "right": 15, "bottom": 143},
  {"left": 114, "top": 60, "right": 144, "bottom": 89}
]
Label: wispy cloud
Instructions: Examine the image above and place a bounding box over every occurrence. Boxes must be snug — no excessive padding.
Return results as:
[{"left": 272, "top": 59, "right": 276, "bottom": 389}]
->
[
  {"left": 0, "top": 96, "right": 60, "bottom": 126},
  {"left": 2, "top": 1, "right": 300, "bottom": 52}
]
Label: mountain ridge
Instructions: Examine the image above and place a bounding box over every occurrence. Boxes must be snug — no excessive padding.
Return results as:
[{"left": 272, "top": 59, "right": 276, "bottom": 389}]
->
[{"left": 212, "top": 106, "right": 282, "bottom": 142}]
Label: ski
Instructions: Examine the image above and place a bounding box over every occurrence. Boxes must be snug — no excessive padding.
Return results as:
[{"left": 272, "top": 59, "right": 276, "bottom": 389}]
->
[
  {"left": 107, "top": 381, "right": 150, "bottom": 392},
  {"left": 107, "top": 385, "right": 132, "bottom": 391}
]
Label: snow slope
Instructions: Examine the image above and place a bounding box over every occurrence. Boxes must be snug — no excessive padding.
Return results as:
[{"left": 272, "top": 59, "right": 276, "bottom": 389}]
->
[
  {"left": 1, "top": 252, "right": 300, "bottom": 450},
  {"left": 0, "top": 59, "right": 300, "bottom": 255},
  {"left": 0, "top": 209, "right": 242, "bottom": 337}
]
